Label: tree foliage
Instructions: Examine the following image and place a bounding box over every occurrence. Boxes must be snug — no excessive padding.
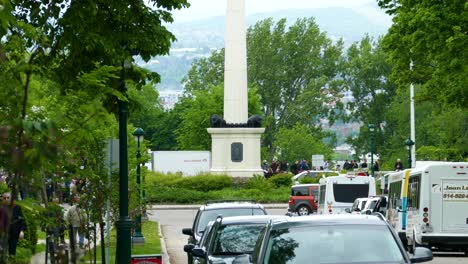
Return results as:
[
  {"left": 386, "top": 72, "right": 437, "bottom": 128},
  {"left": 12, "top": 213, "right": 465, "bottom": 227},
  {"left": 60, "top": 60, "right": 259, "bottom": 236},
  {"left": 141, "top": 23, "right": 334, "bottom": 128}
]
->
[
  {"left": 378, "top": 0, "right": 467, "bottom": 108},
  {"left": 273, "top": 123, "right": 332, "bottom": 163}
]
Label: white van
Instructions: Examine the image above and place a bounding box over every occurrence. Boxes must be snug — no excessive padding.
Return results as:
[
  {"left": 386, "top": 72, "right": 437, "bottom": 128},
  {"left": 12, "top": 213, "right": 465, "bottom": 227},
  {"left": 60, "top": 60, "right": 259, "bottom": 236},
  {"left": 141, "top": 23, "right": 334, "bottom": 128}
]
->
[
  {"left": 386, "top": 163, "right": 468, "bottom": 254},
  {"left": 318, "top": 174, "right": 376, "bottom": 214}
]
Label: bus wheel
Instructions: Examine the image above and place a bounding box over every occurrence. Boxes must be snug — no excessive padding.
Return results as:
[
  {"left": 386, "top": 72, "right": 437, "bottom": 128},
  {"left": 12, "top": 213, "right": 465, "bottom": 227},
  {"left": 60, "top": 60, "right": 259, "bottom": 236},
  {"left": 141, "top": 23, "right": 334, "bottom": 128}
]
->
[{"left": 297, "top": 205, "right": 311, "bottom": 216}]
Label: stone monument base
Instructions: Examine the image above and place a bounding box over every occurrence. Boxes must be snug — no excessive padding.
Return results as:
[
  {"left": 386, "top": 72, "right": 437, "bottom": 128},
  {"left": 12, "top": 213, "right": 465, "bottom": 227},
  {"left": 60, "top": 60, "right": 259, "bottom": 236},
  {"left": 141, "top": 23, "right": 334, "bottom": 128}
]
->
[{"left": 207, "top": 127, "right": 265, "bottom": 177}]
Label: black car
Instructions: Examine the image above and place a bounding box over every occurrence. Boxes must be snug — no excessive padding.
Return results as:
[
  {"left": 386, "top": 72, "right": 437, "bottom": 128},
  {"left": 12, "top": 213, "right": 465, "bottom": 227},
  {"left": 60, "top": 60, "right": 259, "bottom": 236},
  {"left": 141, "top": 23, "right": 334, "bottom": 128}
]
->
[
  {"left": 182, "top": 201, "right": 267, "bottom": 263},
  {"left": 252, "top": 214, "right": 433, "bottom": 264},
  {"left": 187, "top": 215, "right": 284, "bottom": 264}
]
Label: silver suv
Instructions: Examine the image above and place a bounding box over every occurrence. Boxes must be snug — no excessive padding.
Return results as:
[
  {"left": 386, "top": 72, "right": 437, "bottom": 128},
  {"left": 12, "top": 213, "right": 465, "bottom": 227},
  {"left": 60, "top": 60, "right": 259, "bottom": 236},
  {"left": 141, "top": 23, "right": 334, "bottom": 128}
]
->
[{"left": 182, "top": 200, "right": 267, "bottom": 263}]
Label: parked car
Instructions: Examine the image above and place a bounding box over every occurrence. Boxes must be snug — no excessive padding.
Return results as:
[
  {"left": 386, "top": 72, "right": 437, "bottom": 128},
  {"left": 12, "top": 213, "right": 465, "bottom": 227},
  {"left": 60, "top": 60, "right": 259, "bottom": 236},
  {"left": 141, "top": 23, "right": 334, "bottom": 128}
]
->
[
  {"left": 182, "top": 200, "right": 267, "bottom": 263},
  {"left": 186, "top": 215, "right": 284, "bottom": 264},
  {"left": 288, "top": 184, "right": 318, "bottom": 215},
  {"left": 291, "top": 170, "right": 340, "bottom": 184},
  {"left": 361, "top": 196, "right": 388, "bottom": 216},
  {"left": 346, "top": 197, "right": 370, "bottom": 213},
  {"left": 252, "top": 214, "right": 433, "bottom": 264}
]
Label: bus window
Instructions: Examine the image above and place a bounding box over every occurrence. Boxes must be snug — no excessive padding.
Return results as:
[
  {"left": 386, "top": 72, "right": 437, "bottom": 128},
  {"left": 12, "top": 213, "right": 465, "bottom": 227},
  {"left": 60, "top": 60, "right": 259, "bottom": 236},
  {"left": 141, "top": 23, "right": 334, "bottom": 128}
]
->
[
  {"left": 333, "top": 184, "right": 370, "bottom": 203},
  {"left": 407, "top": 174, "right": 421, "bottom": 210}
]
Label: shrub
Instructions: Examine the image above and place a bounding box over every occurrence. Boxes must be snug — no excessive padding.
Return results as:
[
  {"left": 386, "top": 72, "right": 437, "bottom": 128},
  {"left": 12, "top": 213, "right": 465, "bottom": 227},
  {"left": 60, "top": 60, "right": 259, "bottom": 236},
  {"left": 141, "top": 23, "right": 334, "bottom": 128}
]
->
[
  {"left": 299, "top": 177, "right": 315, "bottom": 184},
  {"left": 177, "top": 174, "right": 232, "bottom": 192},
  {"left": 246, "top": 175, "right": 273, "bottom": 190},
  {"left": 268, "top": 173, "right": 292, "bottom": 187}
]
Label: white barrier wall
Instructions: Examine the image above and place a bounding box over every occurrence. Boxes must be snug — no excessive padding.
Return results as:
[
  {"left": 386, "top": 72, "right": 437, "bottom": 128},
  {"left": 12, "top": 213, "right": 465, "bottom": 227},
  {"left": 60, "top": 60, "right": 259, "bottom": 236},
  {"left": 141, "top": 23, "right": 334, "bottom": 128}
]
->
[{"left": 150, "top": 151, "right": 211, "bottom": 176}]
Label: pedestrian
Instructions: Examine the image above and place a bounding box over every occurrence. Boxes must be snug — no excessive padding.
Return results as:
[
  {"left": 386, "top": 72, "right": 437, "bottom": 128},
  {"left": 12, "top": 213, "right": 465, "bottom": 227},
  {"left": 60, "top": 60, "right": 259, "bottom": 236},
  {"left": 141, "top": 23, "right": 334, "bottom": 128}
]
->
[
  {"left": 2, "top": 192, "right": 27, "bottom": 256},
  {"left": 290, "top": 160, "right": 299, "bottom": 175},
  {"left": 66, "top": 195, "right": 87, "bottom": 249},
  {"left": 343, "top": 160, "right": 351, "bottom": 170},
  {"left": 374, "top": 161, "right": 380, "bottom": 172},
  {"left": 323, "top": 160, "right": 329, "bottom": 171},
  {"left": 279, "top": 161, "right": 288, "bottom": 173},
  {"left": 361, "top": 159, "right": 368, "bottom": 169},
  {"left": 394, "top": 159, "right": 404, "bottom": 171},
  {"left": 270, "top": 159, "right": 279, "bottom": 174}
]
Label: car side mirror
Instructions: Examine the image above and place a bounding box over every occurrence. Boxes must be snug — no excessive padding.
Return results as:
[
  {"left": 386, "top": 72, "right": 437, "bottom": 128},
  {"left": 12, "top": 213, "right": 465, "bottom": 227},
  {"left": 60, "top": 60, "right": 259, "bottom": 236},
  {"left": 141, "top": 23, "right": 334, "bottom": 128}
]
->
[
  {"left": 410, "top": 247, "right": 433, "bottom": 263},
  {"left": 183, "top": 244, "right": 195, "bottom": 253},
  {"left": 192, "top": 247, "right": 206, "bottom": 258},
  {"left": 182, "top": 227, "right": 193, "bottom": 236},
  {"left": 345, "top": 208, "right": 351, "bottom": 213}
]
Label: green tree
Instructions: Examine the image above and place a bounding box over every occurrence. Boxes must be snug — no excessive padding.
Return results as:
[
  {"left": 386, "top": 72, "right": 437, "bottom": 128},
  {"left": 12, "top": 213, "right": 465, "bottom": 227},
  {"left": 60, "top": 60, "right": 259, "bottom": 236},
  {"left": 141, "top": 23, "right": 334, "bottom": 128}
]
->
[
  {"left": 343, "top": 36, "right": 396, "bottom": 158},
  {"left": 273, "top": 123, "right": 333, "bottom": 164},
  {"left": 378, "top": 0, "right": 467, "bottom": 108},
  {"left": 248, "top": 18, "right": 344, "bottom": 158}
]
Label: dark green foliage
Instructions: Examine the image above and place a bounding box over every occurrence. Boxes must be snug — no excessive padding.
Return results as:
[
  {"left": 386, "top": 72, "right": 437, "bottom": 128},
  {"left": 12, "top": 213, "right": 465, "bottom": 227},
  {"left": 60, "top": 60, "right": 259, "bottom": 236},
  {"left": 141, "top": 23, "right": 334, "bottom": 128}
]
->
[
  {"left": 145, "top": 171, "right": 290, "bottom": 204},
  {"left": 268, "top": 174, "right": 293, "bottom": 188},
  {"left": 245, "top": 175, "right": 274, "bottom": 190},
  {"left": 16, "top": 200, "right": 40, "bottom": 254}
]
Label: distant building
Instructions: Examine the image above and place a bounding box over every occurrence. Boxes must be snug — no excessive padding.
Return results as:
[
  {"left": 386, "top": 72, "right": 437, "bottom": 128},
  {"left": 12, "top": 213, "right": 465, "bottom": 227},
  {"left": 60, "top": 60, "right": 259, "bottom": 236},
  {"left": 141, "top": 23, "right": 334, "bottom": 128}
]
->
[{"left": 159, "top": 90, "right": 183, "bottom": 110}]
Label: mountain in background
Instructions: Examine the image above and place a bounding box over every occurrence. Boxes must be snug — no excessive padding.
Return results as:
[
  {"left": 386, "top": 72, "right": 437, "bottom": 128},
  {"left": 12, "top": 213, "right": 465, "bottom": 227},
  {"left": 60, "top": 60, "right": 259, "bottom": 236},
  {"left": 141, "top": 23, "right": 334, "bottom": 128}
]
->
[{"left": 137, "top": 6, "right": 391, "bottom": 91}]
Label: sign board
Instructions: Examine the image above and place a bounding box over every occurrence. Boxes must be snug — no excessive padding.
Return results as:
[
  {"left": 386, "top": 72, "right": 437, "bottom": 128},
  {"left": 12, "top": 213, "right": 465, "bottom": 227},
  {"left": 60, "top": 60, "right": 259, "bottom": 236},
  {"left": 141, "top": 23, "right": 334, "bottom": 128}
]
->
[
  {"left": 131, "top": 254, "right": 162, "bottom": 264},
  {"left": 311, "top": 155, "right": 324, "bottom": 169},
  {"left": 442, "top": 183, "right": 468, "bottom": 202}
]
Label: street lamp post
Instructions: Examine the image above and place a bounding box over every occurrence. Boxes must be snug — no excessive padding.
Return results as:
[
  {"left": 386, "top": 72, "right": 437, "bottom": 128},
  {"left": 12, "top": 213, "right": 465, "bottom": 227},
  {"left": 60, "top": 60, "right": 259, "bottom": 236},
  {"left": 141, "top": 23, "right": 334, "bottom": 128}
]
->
[
  {"left": 116, "top": 60, "right": 133, "bottom": 263},
  {"left": 132, "top": 128, "right": 145, "bottom": 244},
  {"left": 405, "top": 138, "right": 415, "bottom": 169},
  {"left": 368, "top": 124, "right": 375, "bottom": 177}
]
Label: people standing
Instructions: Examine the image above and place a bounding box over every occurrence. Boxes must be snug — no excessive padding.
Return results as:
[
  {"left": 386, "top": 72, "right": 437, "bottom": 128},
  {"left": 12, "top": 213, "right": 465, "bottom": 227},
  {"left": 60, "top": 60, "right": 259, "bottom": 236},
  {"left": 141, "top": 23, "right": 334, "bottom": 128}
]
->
[
  {"left": 373, "top": 161, "right": 380, "bottom": 172},
  {"left": 66, "top": 195, "right": 87, "bottom": 249},
  {"left": 361, "top": 159, "right": 368, "bottom": 169},
  {"left": 394, "top": 159, "right": 404, "bottom": 171},
  {"left": 2, "top": 192, "right": 27, "bottom": 256},
  {"left": 290, "top": 160, "right": 299, "bottom": 175}
]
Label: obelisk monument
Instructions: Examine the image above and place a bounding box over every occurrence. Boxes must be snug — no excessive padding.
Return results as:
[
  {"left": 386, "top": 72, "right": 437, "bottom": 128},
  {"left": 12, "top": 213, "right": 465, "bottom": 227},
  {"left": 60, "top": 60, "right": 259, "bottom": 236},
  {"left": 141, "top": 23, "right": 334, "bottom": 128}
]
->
[{"left": 207, "top": 0, "right": 264, "bottom": 177}]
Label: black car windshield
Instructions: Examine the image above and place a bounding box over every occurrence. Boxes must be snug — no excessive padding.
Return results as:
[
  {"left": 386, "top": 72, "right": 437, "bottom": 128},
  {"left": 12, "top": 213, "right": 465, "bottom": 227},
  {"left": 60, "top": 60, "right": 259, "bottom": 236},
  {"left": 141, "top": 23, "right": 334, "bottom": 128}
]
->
[
  {"left": 212, "top": 224, "right": 265, "bottom": 255},
  {"left": 265, "top": 225, "right": 405, "bottom": 264},
  {"left": 196, "top": 208, "right": 265, "bottom": 234}
]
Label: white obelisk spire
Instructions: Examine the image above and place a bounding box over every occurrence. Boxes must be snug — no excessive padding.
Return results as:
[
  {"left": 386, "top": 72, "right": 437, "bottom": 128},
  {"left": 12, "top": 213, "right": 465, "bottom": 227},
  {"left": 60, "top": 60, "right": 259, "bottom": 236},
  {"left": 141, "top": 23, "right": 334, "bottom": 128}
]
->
[{"left": 224, "top": 0, "right": 248, "bottom": 124}]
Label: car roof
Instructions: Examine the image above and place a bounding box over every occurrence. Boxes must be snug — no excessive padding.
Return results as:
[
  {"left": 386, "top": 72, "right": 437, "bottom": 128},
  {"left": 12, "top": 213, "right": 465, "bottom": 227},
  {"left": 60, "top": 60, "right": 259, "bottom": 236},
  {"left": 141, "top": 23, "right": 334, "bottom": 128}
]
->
[
  {"left": 270, "top": 214, "right": 387, "bottom": 229},
  {"left": 219, "top": 215, "right": 287, "bottom": 225},
  {"left": 200, "top": 201, "right": 265, "bottom": 211}
]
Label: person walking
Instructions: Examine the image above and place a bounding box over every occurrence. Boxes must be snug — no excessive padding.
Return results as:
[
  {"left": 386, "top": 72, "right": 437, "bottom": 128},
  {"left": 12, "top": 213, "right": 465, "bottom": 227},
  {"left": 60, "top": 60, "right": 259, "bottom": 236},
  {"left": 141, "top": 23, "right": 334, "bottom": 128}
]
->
[
  {"left": 66, "top": 195, "right": 87, "bottom": 249},
  {"left": 2, "top": 192, "right": 27, "bottom": 256},
  {"left": 290, "top": 160, "right": 299, "bottom": 175}
]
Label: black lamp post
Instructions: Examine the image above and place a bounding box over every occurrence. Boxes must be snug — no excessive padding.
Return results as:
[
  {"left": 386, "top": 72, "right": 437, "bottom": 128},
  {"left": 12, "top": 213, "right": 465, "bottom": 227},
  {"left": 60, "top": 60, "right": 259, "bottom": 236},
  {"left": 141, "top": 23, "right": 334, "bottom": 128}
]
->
[
  {"left": 368, "top": 124, "right": 375, "bottom": 177},
  {"left": 132, "top": 127, "right": 145, "bottom": 244},
  {"left": 405, "top": 138, "right": 415, "bottom": 169},
  {"left": 116, "top": 59, "right": 133, "bottom": 263}
]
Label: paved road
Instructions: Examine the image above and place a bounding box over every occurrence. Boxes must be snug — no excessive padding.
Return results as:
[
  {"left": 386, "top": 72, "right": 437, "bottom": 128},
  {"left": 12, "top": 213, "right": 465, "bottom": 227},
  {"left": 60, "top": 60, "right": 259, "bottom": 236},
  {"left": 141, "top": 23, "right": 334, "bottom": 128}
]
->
[{"left": 149, "top": 207, "right": 467, "bottom": 264}]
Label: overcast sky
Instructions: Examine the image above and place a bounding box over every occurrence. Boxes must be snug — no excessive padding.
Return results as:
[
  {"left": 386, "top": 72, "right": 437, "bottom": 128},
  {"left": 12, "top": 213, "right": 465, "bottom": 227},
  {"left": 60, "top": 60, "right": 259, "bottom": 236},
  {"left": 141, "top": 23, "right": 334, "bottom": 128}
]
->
[{"left": 171, "top": 0, "right": 388, "bottom": 23}]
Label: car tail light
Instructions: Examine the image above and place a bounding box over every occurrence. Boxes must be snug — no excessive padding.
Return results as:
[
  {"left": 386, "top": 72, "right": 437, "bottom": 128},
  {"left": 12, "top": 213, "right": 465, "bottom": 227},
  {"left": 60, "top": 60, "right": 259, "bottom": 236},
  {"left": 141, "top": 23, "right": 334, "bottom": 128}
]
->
[{"left": 289, "top": 198, "right": 294, "bottom": 206}]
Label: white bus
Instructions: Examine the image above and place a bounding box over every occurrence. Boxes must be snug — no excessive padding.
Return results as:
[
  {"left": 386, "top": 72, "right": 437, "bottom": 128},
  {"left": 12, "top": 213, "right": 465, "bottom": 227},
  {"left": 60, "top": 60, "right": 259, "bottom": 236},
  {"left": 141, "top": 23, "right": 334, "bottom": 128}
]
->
[
  {"left": 318, "top": 174, "right": 376, "bottom": 215},
  {"left": 386, "top": 163, "right": 468, "bottom": 254}
]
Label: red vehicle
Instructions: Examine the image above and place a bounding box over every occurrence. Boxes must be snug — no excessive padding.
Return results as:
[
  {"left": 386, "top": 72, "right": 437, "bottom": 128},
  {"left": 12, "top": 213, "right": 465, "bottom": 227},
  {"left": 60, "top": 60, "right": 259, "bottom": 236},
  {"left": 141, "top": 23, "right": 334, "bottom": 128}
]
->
[{"left": 288, "top": 184, "right": 319, "bottom": 215}]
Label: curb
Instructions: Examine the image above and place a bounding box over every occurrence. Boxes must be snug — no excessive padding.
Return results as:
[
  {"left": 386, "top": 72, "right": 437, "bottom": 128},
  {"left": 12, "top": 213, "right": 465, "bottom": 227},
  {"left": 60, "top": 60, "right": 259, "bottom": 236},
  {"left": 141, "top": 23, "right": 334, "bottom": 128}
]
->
[
  {"left": 158, "top": 222, "right": 171, "bottom": 264},
  {"left": 150, "top": 204, "right": 288, "bottom": 210}
]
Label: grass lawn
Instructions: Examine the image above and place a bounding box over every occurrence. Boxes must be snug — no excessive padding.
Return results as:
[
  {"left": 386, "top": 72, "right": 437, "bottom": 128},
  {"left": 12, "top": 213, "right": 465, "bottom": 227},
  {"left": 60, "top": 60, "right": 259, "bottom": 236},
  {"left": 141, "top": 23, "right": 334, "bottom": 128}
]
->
[{"left": 80, "top": 220, "right": 161, "bottom": 263}]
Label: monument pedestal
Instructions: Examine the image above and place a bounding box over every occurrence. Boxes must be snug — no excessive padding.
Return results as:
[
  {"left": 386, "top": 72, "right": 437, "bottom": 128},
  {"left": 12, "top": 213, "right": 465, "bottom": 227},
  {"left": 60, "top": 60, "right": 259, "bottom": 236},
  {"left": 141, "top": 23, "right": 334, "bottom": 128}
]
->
[{"left": 208, "top": 127, "right": 265, "bottom": 177}]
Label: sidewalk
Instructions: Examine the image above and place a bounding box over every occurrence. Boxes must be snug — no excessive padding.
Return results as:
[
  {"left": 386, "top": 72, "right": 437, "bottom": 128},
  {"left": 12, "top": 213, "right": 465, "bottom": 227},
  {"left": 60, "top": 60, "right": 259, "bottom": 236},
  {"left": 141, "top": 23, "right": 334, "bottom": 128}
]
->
[{"left": 151, "top": 203, "right": 288, "bottom": 210}]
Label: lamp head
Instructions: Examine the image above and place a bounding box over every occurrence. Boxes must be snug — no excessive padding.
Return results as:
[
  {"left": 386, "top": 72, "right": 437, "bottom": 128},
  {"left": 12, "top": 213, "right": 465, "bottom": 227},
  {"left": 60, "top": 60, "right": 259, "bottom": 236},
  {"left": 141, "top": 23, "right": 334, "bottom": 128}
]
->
[
  {"left": 368, "top": 124, "right": 375, "bottom": 132},
  {"left": 404, "top": 138, "right": 415, "bottom": 148},
  {"left": 133, "top": 127, "right": 145, "bottom": 144}
]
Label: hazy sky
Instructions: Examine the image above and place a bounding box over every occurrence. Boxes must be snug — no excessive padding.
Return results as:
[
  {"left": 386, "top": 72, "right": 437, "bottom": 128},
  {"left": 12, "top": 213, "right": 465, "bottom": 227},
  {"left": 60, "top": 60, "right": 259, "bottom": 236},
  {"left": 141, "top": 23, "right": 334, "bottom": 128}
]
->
[{"left": 172, "top": 0, "right": 387, "bottom": 23}]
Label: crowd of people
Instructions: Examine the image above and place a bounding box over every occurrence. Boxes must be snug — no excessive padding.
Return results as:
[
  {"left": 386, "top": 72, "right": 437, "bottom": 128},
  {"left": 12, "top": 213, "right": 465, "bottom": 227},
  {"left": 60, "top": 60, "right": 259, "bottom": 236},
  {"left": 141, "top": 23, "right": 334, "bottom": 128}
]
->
[{"left": 261, "top": 158, "right": 407, "bottom": 178}]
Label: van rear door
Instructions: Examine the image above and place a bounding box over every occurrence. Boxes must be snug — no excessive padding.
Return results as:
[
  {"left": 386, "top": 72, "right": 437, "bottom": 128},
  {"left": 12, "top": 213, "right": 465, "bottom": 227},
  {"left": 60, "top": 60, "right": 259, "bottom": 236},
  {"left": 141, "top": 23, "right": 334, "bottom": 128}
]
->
[{"left": 441, "top": 180, "right": 468, "bottom": 232}]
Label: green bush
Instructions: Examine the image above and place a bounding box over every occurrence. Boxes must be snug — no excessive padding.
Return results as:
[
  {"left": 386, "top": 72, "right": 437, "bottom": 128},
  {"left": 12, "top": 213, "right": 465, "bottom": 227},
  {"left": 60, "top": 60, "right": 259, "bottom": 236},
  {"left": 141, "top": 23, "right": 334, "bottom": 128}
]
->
[
  {"left": 246, "top": 175, "right": 274, "bottom": 190},
  {"left": 148, "top": 187, "right": 216, "bottom": 204},
  {"left": 268, "top": 174, "right": 292, "bottom": 187},
  {"left": 299, "top": 177, "right": 315, "bottom": 184},
  {"left": 16, "top": 199, "right": 40, "bottom": 254},
  {"left": 177, "top": 174, "right": 232, "bottom": 192}
]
